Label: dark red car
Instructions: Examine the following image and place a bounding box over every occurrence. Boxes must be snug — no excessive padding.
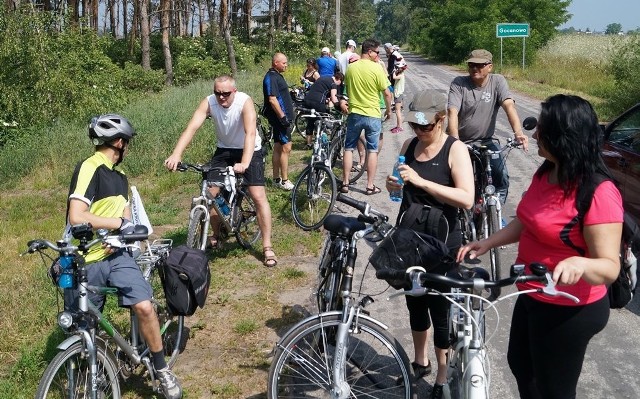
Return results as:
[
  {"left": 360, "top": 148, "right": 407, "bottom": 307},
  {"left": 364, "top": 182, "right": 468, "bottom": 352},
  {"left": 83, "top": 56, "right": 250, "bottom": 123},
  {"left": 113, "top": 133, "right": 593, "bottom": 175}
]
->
[{"left": 601, "top": 103, "right": 640, "bottom": 222}]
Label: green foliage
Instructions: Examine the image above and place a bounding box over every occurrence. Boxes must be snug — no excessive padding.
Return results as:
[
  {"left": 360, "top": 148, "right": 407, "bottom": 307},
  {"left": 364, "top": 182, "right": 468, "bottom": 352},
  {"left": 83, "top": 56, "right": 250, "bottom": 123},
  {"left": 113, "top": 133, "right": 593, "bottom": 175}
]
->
[
  {"left": 405, "top": 0, "right": 570, "bottom": 64},
  {"left": 606, "top": 23, "right": 623, "bottom": 35},
  {"left": 375, "top": 0, "right": 411, "bottom": 45},
  {"left": 606, "top": 36, "right": 640, "bottom": 115}
]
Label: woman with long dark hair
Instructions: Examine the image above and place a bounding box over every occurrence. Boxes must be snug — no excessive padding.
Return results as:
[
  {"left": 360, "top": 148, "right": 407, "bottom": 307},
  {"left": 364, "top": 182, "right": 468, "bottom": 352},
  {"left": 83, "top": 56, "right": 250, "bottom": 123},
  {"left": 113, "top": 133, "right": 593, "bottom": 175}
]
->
[{"left": 458, "top": 94, "right": 623, "bottom": 398}]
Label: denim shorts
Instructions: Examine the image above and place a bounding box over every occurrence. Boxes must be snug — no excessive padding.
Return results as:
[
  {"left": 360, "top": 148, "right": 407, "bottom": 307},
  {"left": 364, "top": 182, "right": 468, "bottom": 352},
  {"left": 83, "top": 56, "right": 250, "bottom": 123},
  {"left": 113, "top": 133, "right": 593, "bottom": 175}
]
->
[{"left": 345, "top": 113, "right": 381, "bottom": 153}]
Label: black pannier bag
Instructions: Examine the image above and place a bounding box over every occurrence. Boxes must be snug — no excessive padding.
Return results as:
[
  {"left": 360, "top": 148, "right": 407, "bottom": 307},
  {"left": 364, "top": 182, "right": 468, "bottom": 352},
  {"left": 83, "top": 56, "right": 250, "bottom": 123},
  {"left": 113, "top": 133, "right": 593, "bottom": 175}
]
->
[{"left": 161, "top": 245, "right": 211, "bottom": 316}]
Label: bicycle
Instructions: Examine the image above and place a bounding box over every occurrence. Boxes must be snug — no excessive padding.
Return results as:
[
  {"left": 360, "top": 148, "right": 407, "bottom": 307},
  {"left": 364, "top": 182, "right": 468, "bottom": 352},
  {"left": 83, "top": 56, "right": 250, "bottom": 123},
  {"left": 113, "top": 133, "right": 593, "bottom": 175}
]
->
[
  {"left": 176, "top": 162, "right": 261, "bottom": 250},
  {"left": 327, "top": 117, "right": 368, "bottom": 186},
  {"left": 268, "top": 194, "right": 414, "bottom": 398},
  {"left": 316, "top": 193, "right": 393, "bottom": 312},
  {"left": 459, "top": 138, "right": 522, "bottom": 298},
  {"left": 291, "top": 108, "right": 339, "bottom": 231},
  {"left": 378, "top": 262, "right": 579, "bottom": 399},
  {"left": 27, "top": 225, "right": 185, "bottom": 398}
]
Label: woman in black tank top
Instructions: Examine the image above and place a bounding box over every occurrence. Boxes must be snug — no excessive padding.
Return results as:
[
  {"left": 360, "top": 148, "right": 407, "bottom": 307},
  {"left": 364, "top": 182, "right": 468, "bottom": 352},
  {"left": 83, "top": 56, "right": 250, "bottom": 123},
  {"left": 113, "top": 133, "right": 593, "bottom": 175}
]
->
[{"left": 385, "top": 89, "right": 474, "bottom": 398}]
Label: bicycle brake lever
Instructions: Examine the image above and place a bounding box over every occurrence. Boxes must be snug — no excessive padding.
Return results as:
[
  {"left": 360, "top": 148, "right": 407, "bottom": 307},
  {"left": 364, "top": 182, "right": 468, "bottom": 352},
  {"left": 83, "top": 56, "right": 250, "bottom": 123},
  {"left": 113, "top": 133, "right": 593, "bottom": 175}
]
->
[
  {"left": 541, "top": 274, "right": 580, "bottom": 303},
  {"left": 387, "top": 287, "right": 428, "bottom": 300}
]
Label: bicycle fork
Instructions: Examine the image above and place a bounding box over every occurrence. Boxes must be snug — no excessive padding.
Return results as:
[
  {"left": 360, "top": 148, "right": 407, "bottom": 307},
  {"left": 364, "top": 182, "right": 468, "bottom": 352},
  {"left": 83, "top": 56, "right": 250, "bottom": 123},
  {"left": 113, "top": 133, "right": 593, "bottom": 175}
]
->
[{"left": 331, "top": 304, "right": 358, "bottom": 399}]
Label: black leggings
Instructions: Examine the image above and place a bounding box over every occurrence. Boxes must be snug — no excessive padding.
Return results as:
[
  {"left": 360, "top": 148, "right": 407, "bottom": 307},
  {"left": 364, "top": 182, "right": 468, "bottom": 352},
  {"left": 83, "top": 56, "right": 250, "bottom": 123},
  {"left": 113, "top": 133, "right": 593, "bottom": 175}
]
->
[
  {"left": 405, "top": 282, "right": 451, "bottom": 349},
  {"left": 507, "top": 294, "right": 609, "bottom": 399}
]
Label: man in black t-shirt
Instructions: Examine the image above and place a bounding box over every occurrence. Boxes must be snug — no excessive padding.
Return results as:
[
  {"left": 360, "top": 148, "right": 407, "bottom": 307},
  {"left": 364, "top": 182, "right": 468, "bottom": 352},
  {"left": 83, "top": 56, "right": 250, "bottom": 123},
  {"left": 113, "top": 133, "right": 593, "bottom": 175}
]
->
[
  {"left": 262, "top": 52, "right": 295, "bottom": 190},
  {"left": 302, "top": 72, "right": 344, "bottom": 147}
]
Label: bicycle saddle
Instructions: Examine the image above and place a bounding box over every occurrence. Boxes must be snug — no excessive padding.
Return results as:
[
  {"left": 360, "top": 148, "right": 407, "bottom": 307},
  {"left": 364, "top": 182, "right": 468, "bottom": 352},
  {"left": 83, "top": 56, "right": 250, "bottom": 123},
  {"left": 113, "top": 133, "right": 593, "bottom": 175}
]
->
[{"left": 323, "top": 214, "right": 366, "bottom": 237}]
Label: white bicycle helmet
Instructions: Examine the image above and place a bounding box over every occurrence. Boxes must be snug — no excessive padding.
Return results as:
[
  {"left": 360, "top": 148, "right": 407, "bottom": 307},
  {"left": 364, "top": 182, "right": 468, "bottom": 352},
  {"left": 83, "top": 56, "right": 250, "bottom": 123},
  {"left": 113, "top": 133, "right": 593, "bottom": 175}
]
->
[{"left": 88, "top": 114, "right": 136, "bottom": 145}]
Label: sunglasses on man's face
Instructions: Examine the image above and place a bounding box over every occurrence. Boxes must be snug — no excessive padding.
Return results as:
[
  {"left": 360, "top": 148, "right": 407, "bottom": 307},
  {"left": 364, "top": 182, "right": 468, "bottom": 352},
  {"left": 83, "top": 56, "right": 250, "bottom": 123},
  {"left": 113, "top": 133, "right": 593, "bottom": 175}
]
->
[
  {"left": 468, "top": 62, "right": 491, "bottom": 69},
  {"left": 214, "top": 90, "right": 234, "bottom": 98},
  {"left": 369, "top": 49, "right": 380, "bottom": 55}
]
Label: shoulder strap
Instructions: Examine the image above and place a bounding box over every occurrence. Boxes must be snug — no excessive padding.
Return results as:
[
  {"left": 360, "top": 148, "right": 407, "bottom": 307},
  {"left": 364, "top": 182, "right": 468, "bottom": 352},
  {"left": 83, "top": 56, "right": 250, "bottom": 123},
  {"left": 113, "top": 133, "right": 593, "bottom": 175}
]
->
[{"left": 560, "top": 174, "right": 608, "bottom": 256}]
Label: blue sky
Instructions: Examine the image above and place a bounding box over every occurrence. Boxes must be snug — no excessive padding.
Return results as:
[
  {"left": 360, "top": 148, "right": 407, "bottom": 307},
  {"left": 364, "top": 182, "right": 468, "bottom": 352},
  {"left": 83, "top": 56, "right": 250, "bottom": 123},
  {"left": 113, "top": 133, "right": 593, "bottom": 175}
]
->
[{"left": 560, "top": 0, "right": 640, "bottom": 32}]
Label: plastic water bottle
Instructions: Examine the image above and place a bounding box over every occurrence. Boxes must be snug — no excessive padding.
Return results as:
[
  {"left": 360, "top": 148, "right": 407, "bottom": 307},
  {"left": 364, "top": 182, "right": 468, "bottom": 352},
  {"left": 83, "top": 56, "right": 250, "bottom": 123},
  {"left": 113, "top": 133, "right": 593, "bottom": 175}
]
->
[
  {"left": 58, "top": 255, "right": 74, "bottom": 289},
  {"left": 215, "top": 194, "right": 230, "bottom": 216},
  {"left": 390, "top": 155, "right": 405, "bottom": 202}
]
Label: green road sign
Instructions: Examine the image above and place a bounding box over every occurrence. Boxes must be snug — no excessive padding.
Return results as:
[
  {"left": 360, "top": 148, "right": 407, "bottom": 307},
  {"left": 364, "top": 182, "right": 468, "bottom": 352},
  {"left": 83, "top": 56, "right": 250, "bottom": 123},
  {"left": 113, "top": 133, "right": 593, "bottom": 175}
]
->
[{"left": 496, "top": 23, "right": 530, "bottom": 38}]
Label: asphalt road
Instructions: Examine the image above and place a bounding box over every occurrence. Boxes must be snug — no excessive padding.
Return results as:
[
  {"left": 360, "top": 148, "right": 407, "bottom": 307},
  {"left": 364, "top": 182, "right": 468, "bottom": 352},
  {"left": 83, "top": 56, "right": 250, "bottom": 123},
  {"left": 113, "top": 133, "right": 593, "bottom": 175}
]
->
[{"left": 299, "top": 52, "right": 640, "bottom": 398}]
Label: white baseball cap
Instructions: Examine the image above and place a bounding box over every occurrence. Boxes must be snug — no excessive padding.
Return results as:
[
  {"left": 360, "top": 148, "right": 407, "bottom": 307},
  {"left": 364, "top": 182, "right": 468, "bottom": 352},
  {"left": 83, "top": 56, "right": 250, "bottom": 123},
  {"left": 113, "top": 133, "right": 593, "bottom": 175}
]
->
[
  {"left": 321, "top": 47, "right": 330, "bottom": 54},
  {"left": 346, "top": 39, "right": 356, "bottom": 48}
]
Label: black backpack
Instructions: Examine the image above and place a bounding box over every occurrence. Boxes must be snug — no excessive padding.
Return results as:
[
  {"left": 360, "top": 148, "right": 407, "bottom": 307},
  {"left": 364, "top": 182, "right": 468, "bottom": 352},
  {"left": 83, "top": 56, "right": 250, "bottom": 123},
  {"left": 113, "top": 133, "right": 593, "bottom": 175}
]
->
[
  {"left": 560, "top": 174, "right": 639, "bottom": 308},
  {"left": 161, "top": 245, "right": 211, "bottom": 316}
]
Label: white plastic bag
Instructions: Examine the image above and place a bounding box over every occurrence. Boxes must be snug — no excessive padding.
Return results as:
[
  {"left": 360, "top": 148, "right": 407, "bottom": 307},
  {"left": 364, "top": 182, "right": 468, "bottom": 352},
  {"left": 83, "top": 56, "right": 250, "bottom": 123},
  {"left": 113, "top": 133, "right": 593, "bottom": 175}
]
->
[{"left": 130, "top": 186, "right": 154, "bottom": 235}]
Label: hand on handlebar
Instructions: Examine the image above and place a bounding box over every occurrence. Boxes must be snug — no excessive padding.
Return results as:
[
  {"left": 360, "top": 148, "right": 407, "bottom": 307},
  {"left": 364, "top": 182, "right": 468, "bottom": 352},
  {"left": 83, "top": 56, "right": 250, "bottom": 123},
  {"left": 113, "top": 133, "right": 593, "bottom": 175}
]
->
[
  {"left": 164, "top": 154, "right": 182, "bottom": 171},
  {"left": 456, "top": 240, "right": 490, "bottom": 263},
  {"left": 551, "top": 256, "right": 587, "bottom": 286},
  {"left": 514, "top": 133, "right": 529, "bottom": 152}
]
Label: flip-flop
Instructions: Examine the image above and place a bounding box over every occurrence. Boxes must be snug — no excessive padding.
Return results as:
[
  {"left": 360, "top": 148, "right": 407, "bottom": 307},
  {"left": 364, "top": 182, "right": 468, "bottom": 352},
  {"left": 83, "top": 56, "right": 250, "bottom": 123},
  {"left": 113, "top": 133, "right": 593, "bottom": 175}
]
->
[
  {"left": 263, "top": 246, "right": 278, "bottom": 267},
  {"left": 339, "top": 184, "right": 349, "bottom": 193},
  {"left": 365, "top": 185, "right": 382, "bottom": 195}
]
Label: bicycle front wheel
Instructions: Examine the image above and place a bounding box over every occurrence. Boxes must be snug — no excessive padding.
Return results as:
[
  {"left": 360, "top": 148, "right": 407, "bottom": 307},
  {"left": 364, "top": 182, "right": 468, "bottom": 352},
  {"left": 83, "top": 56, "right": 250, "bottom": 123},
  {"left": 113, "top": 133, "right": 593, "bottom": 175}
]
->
[
  {"left": 268, "top": 313, "right": 412, "bottom": 398},
  {"left": 292, "top": 164, "right": 337, "bottom": 231},
  {"left": 328, "top": 134, "right": 367, "bottom": 185},
  {"left": 487, "top": 204, "right": 502, "bottom": 298},
  {"left": 234, "top": 192, "right": 262, "bottom": 249},
  {"left": 186, "top": 207, "right": 207, "bottom": 250},
  {"left": 35, "top": 341, "right": 120, "bottom": 399}
]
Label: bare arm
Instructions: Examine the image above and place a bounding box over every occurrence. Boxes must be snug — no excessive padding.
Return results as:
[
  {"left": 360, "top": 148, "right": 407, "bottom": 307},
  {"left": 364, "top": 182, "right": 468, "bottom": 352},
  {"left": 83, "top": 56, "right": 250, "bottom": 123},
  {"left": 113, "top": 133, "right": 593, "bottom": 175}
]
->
[
  {"left": 68, "top": 199, "right": 129, "bottom": 230},
  {"left": 502, "top": 98, "right": 529, "bottom": 151},
  {"left": 164, "top": 98, "right": 210, "bottom": 170},
  {"left": 268, "top": 96, "right": 286, "bottom": 119},
  {"left": 383, "top": 88, "right": 392, "bottom": 120},
  {"left": 447, "top": 107, "right": 460, "bottom": 138},
  {"left": 328, "top": 88, "right": 339, "bottom": 105},
  {"left": 553, "top": 222, "right": 622, "bottom": 286},
  {"left": 457, "top": 217, "right": 524, "bottom": 262}
]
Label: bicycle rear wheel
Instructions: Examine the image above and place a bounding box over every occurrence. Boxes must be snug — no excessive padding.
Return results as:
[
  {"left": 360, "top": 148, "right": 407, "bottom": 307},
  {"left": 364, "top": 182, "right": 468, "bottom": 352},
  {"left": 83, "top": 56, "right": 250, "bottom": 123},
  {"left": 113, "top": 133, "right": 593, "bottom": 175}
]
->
[
  {"left": 293, "top": 109, "right": 308, "bottom": 140},
  {"left": 328, "top": 134, "right": 367, "bottom": 185},
  {"left": 186, "top": 207, "right": 207, "bottom": 251},
  {"left": 267, "top": 313, "right": 412, "bottom": 398},
  {"left": 292, "top": 164, "right": 337, "bottom": 231},
  {"left": 234, "top": 192, "right": 262, "bottom": 249},
  {"left": 487, "top": 204, "right": 502, "bottom": 297},
  {"left": 316, "top": 238, "right": 344, "bottom": 312},
  {"left": 35, "top": 340, "right": 120, "bottom": 399}
]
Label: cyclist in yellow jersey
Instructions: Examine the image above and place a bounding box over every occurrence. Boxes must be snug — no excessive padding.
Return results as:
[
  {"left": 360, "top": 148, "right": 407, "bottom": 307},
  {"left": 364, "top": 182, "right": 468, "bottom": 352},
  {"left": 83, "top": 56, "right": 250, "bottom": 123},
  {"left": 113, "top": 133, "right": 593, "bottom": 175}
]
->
[{"left": 65, "top": 114, "right": 182, "bottom": 399}]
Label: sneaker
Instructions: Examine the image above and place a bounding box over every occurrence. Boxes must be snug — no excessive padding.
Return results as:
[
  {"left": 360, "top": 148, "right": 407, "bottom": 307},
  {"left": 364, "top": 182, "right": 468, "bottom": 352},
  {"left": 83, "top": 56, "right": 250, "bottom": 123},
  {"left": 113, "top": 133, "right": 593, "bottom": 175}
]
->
[
  {"left": 156, "top": 367, "right": 182, "bottom": 399},
  {"left": 431, "top": 383, "right": 444, "bottom": 399},
  {"left": 279, "top": 179, "right": 295, "bottom": 191},
  {"left": 273, "top": 177, "right": 282, "bottom": 187}
]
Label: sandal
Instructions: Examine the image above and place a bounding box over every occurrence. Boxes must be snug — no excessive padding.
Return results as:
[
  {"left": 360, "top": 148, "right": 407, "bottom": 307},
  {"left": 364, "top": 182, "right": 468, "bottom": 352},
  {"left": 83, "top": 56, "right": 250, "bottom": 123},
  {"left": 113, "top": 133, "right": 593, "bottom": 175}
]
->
[
  {"left": 207, "top": 236, "right": 223, "bottom": 250},
  {"left": 339, "top": 184, "right": 349, "bottom": 194},
  {"left": 411, "top": 361, "right": 432, "bottom": 380},
  {"left": 263, "top": 246, "right": 278, "bottom": 267},
  {"left": 365, "top": 185, "right": 382, "bottom": 195}
]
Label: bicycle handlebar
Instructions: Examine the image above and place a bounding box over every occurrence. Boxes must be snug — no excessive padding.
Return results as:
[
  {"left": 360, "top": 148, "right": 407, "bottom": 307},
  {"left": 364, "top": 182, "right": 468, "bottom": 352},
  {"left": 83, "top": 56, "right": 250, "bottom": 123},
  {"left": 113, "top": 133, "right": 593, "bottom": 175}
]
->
[
  {"left": 336, "top": 193, "right": 389, "bottom": 224},
  {"left": 379, "top": 263, "right": 580, "bottom": 303},
  {"left": 25, "top": 228, "right": 149, "bottom": 256},
  {"left": 465, "top": 137, "right": 523, "bottom": 155}
]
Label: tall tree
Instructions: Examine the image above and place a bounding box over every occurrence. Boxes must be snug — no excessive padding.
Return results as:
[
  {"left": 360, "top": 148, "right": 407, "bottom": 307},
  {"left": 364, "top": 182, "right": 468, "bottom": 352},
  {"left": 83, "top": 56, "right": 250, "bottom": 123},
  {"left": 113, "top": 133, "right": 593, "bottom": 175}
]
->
[
  {"left": 161, "top": 0, "right": 174, "bottom": 84},
  {"left": 140, "top": 0, "right": 150, "bottom": 69},
  {"left": 606, "top": 23, "right": 622, "bottom": 35}
]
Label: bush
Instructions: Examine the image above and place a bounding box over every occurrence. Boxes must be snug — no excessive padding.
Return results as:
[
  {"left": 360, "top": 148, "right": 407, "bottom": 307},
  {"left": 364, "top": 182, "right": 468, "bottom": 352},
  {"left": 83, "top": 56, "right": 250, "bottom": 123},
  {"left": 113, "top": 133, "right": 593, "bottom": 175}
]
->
[{"left": 607, "top": 36, "right": 640, "bottom": 116}]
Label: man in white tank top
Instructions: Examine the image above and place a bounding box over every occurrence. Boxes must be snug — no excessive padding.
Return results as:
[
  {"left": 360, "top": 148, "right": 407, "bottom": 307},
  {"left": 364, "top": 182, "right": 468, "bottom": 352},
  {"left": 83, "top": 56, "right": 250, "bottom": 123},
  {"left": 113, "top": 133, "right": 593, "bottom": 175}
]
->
[{"left": 165, "top": 75, "right": 278, "bottom": 267}]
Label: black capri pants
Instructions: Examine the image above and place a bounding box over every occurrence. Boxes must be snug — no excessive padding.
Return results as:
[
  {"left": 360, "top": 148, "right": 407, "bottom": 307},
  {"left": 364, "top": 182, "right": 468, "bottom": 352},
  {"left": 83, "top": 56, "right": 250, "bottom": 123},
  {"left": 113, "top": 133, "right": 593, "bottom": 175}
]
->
[{"left": 507, "top": 294, "right": 609, "bottom": 399}]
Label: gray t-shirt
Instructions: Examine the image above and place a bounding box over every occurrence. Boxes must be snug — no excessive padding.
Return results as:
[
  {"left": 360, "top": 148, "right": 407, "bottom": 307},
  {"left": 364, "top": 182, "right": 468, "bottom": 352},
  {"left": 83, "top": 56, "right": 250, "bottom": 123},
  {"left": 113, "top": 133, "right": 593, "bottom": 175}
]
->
[{"left": 447, "top": 74, "right": 512, "bottom": 142}]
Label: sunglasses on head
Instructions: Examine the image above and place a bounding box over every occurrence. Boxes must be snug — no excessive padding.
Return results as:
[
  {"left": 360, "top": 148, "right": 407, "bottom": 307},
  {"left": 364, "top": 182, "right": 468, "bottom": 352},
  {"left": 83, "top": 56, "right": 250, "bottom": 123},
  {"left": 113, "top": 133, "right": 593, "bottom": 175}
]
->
[
  {"left": 409, "top": 122, "right": 436, "bottom": 131},
  {"left": 214, "top": 90, "right": 234, "bottom": 97}
]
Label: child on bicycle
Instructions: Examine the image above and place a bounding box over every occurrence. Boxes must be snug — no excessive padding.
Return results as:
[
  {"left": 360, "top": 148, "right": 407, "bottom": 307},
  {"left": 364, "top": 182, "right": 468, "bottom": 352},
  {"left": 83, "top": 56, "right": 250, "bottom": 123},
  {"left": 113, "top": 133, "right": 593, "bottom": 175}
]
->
[{"left": 65, "top": 114, "right": 182, "bottom": 399}]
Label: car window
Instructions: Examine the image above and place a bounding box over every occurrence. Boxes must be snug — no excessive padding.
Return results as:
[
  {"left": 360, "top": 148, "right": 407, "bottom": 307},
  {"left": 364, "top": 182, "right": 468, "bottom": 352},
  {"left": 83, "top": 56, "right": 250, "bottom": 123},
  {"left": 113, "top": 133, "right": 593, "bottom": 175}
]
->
[{"left": 608, "top": 107, "right": 640, "bottom": 154}]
